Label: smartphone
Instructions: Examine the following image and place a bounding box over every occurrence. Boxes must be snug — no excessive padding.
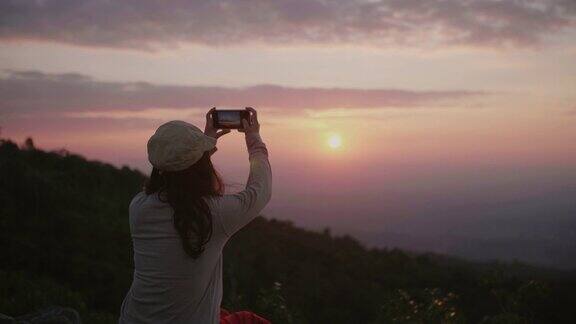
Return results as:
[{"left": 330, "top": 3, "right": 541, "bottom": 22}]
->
[{"left": 211, "top": 109, "right": 250, "bottom": 129}]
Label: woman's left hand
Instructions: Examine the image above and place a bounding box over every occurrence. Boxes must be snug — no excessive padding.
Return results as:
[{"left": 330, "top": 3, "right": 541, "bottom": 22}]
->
[{"left": 204, "top": 107, "right": 231, "bottom": 139}]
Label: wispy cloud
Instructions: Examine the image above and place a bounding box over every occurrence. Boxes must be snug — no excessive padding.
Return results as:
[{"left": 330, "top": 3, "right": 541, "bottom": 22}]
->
[
  {"left": 4, "top": 115, "right": 161, "bottom": 134},
  {"left": 0, "top": 70, "right": 485, "bottom": 115},
  {"left": 1, "top": 0, "right": 574, "bottom": 50}
]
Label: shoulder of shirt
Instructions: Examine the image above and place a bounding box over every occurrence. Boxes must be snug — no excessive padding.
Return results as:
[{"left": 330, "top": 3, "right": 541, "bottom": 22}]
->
[{"left": 129, "top": 191, "right": 148, "bottom": 209}]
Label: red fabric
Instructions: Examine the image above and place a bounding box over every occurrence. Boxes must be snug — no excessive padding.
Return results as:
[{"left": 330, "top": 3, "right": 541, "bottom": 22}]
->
[{"left": 220, "top": 309, "right": 271, "bottom": 324}]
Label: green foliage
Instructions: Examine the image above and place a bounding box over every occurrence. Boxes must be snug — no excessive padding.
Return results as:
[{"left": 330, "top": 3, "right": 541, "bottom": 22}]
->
[
  {"left": 374, "top": 288, "right": 464, "bottom": 323},
  {"left": 0, "top": 270, "right": 86, "bottom": 316},
  {"left": 1, "top": 138, "right": 576, "bottom": 323},
  {"left": 0, "top": 138, "right": 144, "bottom": 320},
  {"left": 254, "top": 282, "right": 300, "bottom": 324},
  {"left": 221, "top": 217, "right": 576, "bottom": 323}
]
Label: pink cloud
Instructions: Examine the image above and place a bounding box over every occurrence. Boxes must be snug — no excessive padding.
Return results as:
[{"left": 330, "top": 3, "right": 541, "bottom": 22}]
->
[
  {"left": 0, "top": 0, "right": 574, "bottom": 50},
  {"left": 0, "top": 70, "right": 485, "bottom": 115}
]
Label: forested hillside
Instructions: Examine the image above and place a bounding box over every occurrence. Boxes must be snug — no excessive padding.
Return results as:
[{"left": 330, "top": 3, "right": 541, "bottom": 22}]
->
[{"left": 1, "top": 138, "right": 575, "bottom": 323}]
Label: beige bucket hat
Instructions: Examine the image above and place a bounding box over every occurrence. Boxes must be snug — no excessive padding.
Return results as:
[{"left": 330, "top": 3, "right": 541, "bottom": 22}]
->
[{"left": 147, "top": 120, "right": 216, "bottom": 172}]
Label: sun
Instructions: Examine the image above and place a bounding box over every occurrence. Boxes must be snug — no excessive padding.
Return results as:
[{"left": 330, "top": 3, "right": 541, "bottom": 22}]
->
[{"left": 327, "top": 133, "right": 342, "bottom": 149}]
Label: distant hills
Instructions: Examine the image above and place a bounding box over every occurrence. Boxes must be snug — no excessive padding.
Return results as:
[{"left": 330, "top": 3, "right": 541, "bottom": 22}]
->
[
  {"left": 360, "top": 225, "right": 576, "bottom": 270},
  {"left": 1, "top": 137, "right": 575, "bottom": 323}
]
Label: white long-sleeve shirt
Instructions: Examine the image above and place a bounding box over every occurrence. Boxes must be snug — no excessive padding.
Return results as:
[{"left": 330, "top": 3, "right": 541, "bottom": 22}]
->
[{"left": 119, "top": 132, "right": 271, "bottom": 324}]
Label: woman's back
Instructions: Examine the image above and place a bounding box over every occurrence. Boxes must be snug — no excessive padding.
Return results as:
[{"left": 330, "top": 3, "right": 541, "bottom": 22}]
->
[
  {"left": 119, "top": 111, "right": 271, "bottom": 323},
  {"left": 120, "top": 192, "right": 228, "bottom": 323}
]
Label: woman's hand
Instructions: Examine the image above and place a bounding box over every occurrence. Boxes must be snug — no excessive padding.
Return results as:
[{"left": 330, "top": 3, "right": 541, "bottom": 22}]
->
[
  {"left": 204, "top": 107, "right": 231, "bottom": 139},
  {"left": 240, "top": 107, "right": 260, "bottom": 134}
]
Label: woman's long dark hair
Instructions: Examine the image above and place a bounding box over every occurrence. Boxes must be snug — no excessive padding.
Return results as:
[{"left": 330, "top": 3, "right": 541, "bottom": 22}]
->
[{"left": 145, "top": 151, "right": 224, "bottom": 259}]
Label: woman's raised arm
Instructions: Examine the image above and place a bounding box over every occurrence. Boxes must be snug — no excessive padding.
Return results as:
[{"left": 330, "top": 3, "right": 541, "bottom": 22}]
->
[{"left": 215, "top": 108, "right": 272, "bottom": 237}]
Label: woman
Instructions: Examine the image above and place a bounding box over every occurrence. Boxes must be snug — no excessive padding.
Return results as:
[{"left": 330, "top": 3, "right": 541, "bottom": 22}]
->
[{"left": 119, "top": 107, "right": 272, "bottom": 323}]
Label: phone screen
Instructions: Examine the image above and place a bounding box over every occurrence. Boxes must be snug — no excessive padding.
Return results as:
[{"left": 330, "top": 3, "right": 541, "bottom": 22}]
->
[
  {"left": 217, "top": 111, "right": 242, "bottom": 127},
  {"left": 212, "top": 110, "right": 248, "bottom": 129}
]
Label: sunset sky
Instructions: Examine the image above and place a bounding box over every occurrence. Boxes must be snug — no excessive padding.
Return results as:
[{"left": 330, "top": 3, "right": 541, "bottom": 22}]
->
[{"left": 1, "top": 1, "right": 576, "bottom": 267}]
